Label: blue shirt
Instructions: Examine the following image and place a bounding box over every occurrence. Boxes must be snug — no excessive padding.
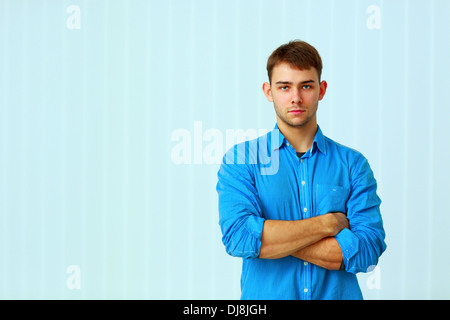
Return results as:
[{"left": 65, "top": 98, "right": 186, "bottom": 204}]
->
[{"left": 216, "top": 125, "right": 386, "bottom": 300}]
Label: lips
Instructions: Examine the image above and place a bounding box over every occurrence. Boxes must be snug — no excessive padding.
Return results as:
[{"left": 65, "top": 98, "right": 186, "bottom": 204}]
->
[{"left": 289, "top": 109, "right": 305, "bottom": 114}]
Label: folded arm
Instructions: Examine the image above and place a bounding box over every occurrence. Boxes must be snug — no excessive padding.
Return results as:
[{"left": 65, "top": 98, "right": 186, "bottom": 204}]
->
[
  {"left": 291, "top": 237, "right": 343, "bottom": 270},
  {"left": 259, "top": 212, "right": 349, "bottom": 260}
]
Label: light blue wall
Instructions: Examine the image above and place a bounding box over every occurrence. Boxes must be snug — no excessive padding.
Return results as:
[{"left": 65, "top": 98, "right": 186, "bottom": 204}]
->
[{"left": 0, "top": 0, "right": 449, "bottom": 299}]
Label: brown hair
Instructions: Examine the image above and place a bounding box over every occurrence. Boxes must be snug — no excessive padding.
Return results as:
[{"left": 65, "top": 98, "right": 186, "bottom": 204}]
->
[{"left": 266, "top": 40, "right": 323, "bottom": 83}]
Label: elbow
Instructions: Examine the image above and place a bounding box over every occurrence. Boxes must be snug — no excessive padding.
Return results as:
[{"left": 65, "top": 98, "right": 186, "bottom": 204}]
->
[
  {"left": 351, "top": 234, "right": 387, "bottom": 274},
  {"left": 220, "top": 214, "right": 265, "bottom": 259},
  {"left": 365, "top": 230, "right": 387, "bottom": 269},
  {"left": 222, "top": 229, "right": 261, "bottom": 259},
  {"left": 222, "top": 239, "right": 260, "bottom": 259}
]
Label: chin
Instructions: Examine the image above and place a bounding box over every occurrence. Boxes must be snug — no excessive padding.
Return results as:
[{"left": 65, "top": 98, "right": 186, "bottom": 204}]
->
[{"left": 283, "top": 120, "right": 306, "bottom": 128}]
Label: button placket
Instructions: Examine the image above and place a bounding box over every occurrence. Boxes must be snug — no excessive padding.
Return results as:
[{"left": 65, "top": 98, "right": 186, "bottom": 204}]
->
[{"left": 299, "top": 155, "right": 312, "bottom": 299}]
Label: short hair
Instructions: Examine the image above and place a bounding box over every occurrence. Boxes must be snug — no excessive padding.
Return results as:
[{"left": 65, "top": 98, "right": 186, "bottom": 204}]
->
[{"left": 266, "top": 40, "right": 323, "bottom": 83}]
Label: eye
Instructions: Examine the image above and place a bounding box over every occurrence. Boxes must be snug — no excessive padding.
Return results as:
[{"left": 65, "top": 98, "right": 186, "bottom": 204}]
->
[
  {"left": 302, "top": 85, "right": 311, "bottom": 89},
  {"left": 281, "top": 86, "right": 289, "bottom": 91}
]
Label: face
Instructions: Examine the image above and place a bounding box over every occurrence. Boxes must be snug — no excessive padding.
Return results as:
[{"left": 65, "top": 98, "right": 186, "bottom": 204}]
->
[{"left": 263, "top": 62, "right": 327, "bottom": 129}]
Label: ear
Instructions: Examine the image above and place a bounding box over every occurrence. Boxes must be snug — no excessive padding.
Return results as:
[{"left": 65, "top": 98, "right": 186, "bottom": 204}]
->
[
  {"left": 262, "top": 82, "right": 273, "bottom": 102},
  {"left": 318, "top": 80, "right": 327, "bottom": 101}
]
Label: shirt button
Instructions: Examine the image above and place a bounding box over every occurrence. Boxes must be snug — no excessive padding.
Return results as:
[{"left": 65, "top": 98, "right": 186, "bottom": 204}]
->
[
  {"left": 304, "top": 262, "right": 308, "bottom": 266},
  {"left": 300, "top": 159, "right": 303, "bottom": 163},
  {"left": 303, "top": 208, "right": 307, "bottom": 213},
  {"left": 301, "top": 181, "right": 306, "bottom": 186},
  {"left": 304, "top": 288, "right": 308, "bottom": 293}
]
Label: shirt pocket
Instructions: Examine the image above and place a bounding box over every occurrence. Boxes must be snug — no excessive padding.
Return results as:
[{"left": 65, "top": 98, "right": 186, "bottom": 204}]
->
[{"left": 315, "top": 184, "right": 350, "bottom": 216}]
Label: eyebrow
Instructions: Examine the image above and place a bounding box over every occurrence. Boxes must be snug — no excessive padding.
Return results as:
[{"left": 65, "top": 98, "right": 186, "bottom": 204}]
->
[{"left": 275, "top": 80, "right": 316, "bottom": 85}]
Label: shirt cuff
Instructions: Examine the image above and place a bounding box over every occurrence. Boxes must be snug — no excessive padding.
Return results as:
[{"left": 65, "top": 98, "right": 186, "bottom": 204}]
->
[
  {"left": 246, "top": 215, "right": 265, "bottom": 258},
  {"left": 335, "top": 228, "right": 359, "bottom": 269}
]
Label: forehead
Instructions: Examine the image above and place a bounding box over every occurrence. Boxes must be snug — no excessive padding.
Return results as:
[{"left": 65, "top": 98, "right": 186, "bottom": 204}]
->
[{"left": 271, "top": 62, "right": 319, "bottom": 83}]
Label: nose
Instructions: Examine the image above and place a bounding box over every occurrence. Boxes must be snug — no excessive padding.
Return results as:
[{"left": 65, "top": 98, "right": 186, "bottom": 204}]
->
[{"left": 291, "top": 88, "right": 302, "bottom": 105}]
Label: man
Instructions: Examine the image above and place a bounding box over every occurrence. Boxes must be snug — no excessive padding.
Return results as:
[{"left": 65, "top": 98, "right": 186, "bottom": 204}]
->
[{"left": 216, "top": 40, "right": 386, "bottom": 300}]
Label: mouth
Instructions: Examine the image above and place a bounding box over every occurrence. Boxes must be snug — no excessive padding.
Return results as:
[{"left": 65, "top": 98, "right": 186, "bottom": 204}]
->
[{"left": 288, "top": 109, "right": 306, "bottom": 115}]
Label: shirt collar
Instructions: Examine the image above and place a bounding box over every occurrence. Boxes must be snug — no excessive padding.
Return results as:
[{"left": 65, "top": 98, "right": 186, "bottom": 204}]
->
[
  {"left": 271, "top": 123, "right": 327, "bottom": 155},
  {"left": 313, "top": 125, "right": 327, "bottom": 155},
  {"left": 271, "top": 123, "right": 285, "bottom": 151}
]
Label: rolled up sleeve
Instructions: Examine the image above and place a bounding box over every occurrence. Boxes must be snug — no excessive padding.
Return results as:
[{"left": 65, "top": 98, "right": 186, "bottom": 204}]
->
[
  {"left": 216, "top": 146, "right": 265, "bottom": 259},
  {"left": 335, "top": 155, "right": 387, "bottom": 274}
]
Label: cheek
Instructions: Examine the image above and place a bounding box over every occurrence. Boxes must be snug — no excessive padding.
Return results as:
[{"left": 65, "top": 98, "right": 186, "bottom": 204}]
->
[
  {"left": 303, "top": 91, "right": 320, "bottom": 103},
  {"left": 271, "top": 96, "right": 282, "bottom": 108},
  {"left": 274, "top": 93, "right": 291, "bottom": 105}
]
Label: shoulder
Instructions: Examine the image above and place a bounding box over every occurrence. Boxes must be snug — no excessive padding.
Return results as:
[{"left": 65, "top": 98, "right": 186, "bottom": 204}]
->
[
  {"left": 324, "top": 135, "right": 365, "bottom": 159},
  {"left": 323, "top": 135, "right": 371, "bottom": 174},
  {"left": 221, "top": 130, "right": 273, "bottom": 165},
  {"left": 323, "top": 136, "right": 378, "bottom": 190}
]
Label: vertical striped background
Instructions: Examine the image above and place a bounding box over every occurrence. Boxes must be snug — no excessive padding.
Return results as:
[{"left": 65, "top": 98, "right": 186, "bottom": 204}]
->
[{"left": 0, "top": 0, "right": 449, "bottom": 299}]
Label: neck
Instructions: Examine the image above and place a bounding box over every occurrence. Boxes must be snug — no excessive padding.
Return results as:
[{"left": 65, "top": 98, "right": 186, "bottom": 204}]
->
[{"left": 277, "top": 118, "right": 318, "bottom": 153}]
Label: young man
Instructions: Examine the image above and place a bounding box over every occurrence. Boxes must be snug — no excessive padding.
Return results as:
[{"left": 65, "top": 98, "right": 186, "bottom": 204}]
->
[{"left": 216, "top": 40, "right": 387, "bottom": 300}]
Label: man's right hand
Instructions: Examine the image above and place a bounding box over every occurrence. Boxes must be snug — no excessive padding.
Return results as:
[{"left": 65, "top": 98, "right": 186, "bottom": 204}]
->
[{"left": 326, "top": 212, "right": 350, "bottom": 236}]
